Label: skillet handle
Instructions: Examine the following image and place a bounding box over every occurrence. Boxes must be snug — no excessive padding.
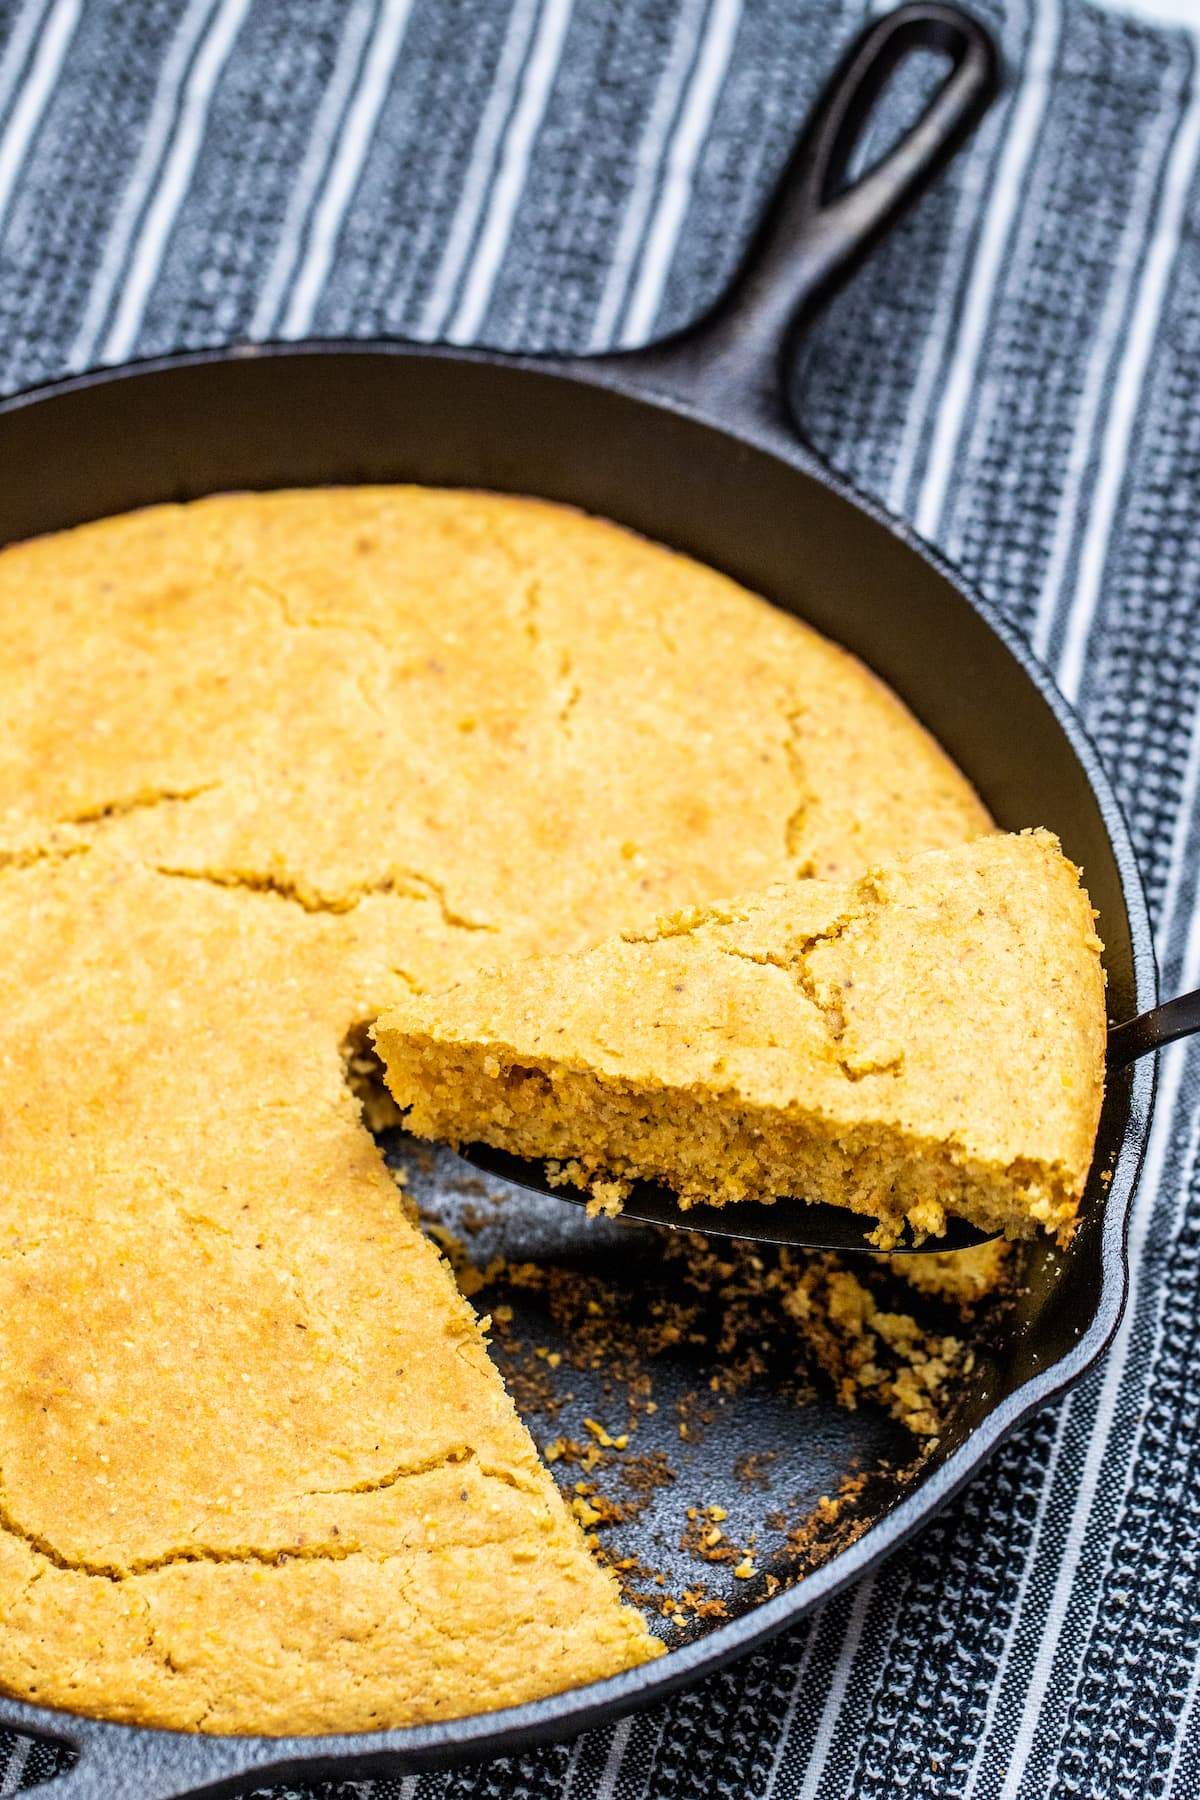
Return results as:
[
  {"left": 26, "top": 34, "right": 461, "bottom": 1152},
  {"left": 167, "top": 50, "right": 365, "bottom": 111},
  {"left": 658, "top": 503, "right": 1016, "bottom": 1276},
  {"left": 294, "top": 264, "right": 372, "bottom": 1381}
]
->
[
  {"left": 614, "top": 2, "right": 1000, "bottom": 434},
  {"left": 0, "top": 1701, "right": 290, "bottom": 1800},
  {"left": 1108, "top": 990, "right": 1200, "bottom": 1069}
]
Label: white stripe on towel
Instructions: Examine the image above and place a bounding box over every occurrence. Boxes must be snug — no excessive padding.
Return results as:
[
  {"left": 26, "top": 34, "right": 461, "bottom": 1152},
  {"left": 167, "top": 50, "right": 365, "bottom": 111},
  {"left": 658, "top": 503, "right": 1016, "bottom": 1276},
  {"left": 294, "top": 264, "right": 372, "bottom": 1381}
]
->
[
  {"left": 618, "top": 0, "right": 741, "bottom": 348},
  {"left": 443, "top": 0, "right": 575, "bottom": 344},
  {"left": 249, "top": 0, "right": 381, "bottom": 338},
  {"left": 912, "top": 0, "right": 1059, "bottom": 543},
  {"left": 279, "top": 0, "right": 418, "bottom": 338}
]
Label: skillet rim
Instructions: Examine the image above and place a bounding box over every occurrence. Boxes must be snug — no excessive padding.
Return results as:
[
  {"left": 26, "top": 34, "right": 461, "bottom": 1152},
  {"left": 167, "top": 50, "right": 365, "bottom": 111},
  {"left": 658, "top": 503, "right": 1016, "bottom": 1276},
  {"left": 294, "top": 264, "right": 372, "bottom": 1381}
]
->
[{"left": 0, "top": 338, "right": 1158, "bottom": 1792}]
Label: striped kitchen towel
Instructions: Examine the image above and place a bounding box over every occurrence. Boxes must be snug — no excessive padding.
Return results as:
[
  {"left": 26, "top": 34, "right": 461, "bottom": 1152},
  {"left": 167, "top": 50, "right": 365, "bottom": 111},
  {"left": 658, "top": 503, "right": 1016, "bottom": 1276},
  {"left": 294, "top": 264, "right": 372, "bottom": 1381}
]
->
[{"left": 0, "top": 0, "right": 1197, "bottom": 1795}]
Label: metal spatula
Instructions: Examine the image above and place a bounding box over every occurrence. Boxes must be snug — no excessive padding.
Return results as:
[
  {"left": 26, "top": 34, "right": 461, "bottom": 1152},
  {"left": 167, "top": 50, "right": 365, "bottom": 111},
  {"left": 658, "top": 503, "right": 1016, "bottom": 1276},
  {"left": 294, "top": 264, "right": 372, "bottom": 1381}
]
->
[{"left": 457, "top": 990, "right": 1200, "bottom": 1253}]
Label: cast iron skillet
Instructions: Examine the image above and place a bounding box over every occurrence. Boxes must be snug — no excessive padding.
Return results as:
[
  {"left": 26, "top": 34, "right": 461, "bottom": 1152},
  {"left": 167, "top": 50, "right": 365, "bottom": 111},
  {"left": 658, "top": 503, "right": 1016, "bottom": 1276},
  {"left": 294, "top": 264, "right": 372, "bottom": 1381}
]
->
[{"left": 0, "top": 7, "right": 1166, "bottom": 1794}]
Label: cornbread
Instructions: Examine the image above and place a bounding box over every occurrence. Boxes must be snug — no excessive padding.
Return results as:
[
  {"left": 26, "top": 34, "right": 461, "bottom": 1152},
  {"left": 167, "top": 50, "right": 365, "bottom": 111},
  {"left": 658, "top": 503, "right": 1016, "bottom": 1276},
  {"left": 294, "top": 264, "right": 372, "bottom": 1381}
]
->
[
  {"left": 889, "top": 1238, "right": 1011, "bottom": 1308},
  {"left": 376, "top": 833, "right": 1106, "bottom": 1244},
  {"left": 0, "top": 486, "right": 990, "bottom": 1734}
]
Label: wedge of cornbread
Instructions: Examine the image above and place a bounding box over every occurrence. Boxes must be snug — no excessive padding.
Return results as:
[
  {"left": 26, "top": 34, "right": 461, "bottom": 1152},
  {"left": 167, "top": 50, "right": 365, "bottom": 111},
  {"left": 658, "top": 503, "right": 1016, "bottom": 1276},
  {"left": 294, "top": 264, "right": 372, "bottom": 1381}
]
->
[
  {"left": 376, "top": 832, "right": 1106, "bottom": 1245},
  {"left": 0, "top": 846, "right": 663, "bottom": 1735}
]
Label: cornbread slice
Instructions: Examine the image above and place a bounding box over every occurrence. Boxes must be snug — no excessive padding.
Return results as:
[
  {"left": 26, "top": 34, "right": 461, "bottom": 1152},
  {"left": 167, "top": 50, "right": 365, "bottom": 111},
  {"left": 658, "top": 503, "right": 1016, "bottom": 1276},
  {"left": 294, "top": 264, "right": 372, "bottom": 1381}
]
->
[{"left": 376, "top": 832, "right": 1106, "bottom": 1245}]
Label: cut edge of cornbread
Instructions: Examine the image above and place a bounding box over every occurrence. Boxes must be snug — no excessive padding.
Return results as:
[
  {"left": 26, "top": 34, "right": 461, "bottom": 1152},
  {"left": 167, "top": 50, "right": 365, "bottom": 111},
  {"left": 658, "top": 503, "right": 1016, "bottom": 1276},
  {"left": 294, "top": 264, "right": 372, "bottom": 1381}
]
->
[{"left": 373, "top": 1042, "right": 1080, "bottom": 1245}]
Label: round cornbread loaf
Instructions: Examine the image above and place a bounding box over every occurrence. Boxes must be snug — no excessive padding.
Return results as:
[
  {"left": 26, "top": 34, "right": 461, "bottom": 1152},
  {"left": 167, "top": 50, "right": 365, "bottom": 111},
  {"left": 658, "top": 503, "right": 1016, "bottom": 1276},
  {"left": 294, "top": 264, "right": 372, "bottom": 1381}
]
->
[{"left": 0, "top": 488, "right": 990, "bottom": 1733}]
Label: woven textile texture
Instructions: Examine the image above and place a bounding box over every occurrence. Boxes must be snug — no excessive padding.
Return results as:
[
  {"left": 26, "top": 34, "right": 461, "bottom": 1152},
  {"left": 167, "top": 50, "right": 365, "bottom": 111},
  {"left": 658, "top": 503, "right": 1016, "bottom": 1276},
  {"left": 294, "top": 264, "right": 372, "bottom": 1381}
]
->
[{"left": 0, "top": 0, "right": 1197, "bottom": 1794}]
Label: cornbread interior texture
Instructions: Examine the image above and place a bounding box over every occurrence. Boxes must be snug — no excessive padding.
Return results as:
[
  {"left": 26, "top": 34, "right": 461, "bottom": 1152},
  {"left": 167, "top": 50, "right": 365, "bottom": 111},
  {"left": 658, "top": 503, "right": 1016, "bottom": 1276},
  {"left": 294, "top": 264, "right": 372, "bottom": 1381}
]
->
[
  {"left": 0, "top": 487, "right": 991, "bottom": 1735},
  {"left": 376, "top": 833, "right": 1106, "bottom": 1245}
]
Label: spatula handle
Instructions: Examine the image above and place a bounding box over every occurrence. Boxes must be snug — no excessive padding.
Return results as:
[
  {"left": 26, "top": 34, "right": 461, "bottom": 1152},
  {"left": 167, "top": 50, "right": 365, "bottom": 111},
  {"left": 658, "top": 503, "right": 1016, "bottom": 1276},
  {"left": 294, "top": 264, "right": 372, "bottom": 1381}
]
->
[{"left": 1107, "top": 990, "right": 1200, "bottom": 1068}]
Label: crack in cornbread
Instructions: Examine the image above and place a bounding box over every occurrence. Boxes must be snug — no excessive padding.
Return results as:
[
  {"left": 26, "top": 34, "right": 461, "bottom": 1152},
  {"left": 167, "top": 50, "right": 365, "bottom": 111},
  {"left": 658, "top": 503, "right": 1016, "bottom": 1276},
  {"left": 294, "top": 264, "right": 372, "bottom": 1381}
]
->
[
  {"left": 0, "top": 486, "right": 991, "bottom": 1734},
  {"left": 150, "top": 859, "right": 498, "bottom": 928},
  {"left": 376, "top": 833, "right": 1105, "bottom": 1245},
  {"left": 704, "top": 912, "right": 895, "bottom": 1082}
]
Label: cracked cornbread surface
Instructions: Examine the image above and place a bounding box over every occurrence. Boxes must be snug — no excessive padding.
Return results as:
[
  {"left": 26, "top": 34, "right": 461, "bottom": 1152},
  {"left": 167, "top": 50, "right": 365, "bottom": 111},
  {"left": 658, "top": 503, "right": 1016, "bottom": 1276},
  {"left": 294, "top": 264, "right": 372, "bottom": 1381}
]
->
[
  {"left": 0, "top": 486, "right": 990, "bottom": 1733},
  {"left": 377, "top": 833, "right": 1105, "bottom": 1245}
]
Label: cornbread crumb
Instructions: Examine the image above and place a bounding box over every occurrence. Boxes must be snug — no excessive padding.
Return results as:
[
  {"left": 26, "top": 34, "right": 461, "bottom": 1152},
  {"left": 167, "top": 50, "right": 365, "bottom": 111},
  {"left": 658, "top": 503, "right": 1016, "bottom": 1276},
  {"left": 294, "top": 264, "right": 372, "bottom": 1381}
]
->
[
  {"left": 780, "top": 1257, "right": 970, "bottom": 1437},
  {"left": 887, "top": 1238, "right": 1011, "bottom": 1312}
]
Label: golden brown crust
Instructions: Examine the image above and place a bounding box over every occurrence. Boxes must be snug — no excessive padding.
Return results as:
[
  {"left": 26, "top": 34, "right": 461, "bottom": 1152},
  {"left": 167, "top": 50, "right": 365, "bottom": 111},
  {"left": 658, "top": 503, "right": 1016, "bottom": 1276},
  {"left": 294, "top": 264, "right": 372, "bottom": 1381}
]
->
[
  {"left": 0, "top": 486, "right": 988, "bottom": 934},
  {"left": 0, "top": 487, "right": 990, "bottom": 1732}
]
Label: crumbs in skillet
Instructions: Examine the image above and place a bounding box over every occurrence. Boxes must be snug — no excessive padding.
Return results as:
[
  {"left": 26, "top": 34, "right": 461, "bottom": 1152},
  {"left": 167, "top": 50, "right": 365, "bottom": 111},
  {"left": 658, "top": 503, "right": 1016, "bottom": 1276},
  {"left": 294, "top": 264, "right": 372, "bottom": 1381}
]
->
[{"left": 399, "top": 1158, "right": 1013, "bottom": 1618}]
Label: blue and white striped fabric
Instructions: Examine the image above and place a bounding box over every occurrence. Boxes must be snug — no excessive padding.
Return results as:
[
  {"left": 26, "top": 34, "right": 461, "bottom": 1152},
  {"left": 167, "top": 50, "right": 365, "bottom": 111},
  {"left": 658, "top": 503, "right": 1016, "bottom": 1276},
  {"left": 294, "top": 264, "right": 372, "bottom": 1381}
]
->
[{"left": 0, "top": 1, "right": 1197, "bottom": 1794}]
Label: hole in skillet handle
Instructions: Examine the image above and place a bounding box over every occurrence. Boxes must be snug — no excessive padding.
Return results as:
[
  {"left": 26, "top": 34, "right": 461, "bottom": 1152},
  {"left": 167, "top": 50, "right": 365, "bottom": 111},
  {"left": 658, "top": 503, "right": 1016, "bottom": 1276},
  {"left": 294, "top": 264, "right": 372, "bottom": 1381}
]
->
[
  {"left": 457, "top": 1143, "right": 994, "bottom": 1255},
  {"left": 0, "top": 1702, "right": 273, "bottom": 1800},
  {"left": 774, "top": 0, "right": 1002, "bottom": 336},
  {"left": 607, "top": 2, "right": 1002, "bottom": 438}
]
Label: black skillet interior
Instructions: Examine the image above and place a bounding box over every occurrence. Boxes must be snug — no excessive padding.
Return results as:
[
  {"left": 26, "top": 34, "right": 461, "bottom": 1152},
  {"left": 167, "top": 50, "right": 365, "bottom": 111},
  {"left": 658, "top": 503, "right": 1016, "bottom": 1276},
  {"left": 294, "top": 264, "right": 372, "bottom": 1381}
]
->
[{"left": 0, "top": 7, "right": 1158, "bottom": 1797}]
